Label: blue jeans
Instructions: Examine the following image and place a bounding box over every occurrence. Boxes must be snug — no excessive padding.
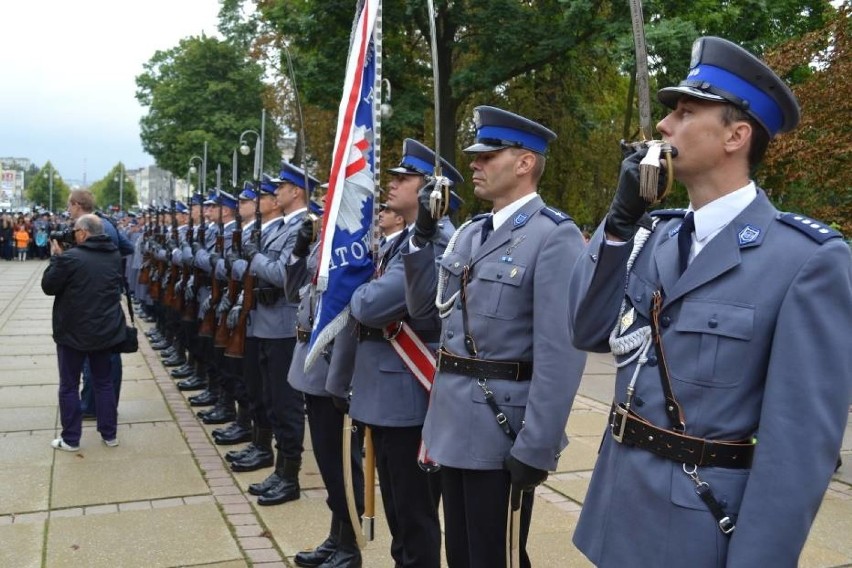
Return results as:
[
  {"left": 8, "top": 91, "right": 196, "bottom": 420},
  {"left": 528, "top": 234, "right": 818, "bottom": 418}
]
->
[{"left": 80, "top": 353, "right": 122, "bottom": 415}]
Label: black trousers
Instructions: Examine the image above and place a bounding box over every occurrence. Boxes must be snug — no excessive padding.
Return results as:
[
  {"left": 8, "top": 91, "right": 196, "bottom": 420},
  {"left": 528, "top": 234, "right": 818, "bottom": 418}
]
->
[
  {"left": 440, "top": 466, "right": 534, "bottom": 568},
  {"left": 258, "top": 337, "right": 304, "bottom": 459},
  {"left": 242, "top": 337, "right": 269, "bottom": 428},
  {"left": 370, "top": 425, "right": 441, "bottom": 568},
  {"left": 219, "top": 352, "right": 249, "bottom": 407},
  {"left": 305, "top": 394, "right": 364, "bottom": 522}
]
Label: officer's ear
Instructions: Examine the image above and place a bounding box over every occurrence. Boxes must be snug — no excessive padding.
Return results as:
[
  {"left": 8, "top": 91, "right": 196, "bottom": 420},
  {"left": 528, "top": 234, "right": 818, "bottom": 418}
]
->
[{"left": 513, "top": 150, "right": 537, "bottom": 177}]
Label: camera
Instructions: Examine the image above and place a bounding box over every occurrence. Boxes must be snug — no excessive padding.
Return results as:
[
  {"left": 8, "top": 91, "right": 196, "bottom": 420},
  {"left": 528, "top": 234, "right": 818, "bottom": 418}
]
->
[{"left": 49, "top": 228, "right": 76, "bottom": 246}]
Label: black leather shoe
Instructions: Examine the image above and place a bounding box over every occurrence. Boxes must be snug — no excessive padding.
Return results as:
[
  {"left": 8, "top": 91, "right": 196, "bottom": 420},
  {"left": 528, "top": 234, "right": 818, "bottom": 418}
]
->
[
  {"left": 212, "top": 422, "right": 238, "bottom": 438},
  {"left": 141, "top": 315, "right": 157, "bottom": 323},
  {"left": 213, "top": 423, "right": 252, "bottom": 445},
  {"left": 159, "top": 346, "right": 177, "bottom": 358},
  {"left": 163, "top": 355, "right": 186, "bottom": 367},
  {"left": 188, "top": 390, "right": 218, "bottom": 407},
  {"left": 170, "top": 364, "right": 194, "bottom": 378},
  {"left": 150, "top": 340, "right": 171, "bottom": 351},
  {"left": 294, "top": 536, "right": 338, "bottom": 567},
  {"left": 144, "top": 329, "right": 161, "bottom": 338},
  {"left": 248, "top": 471, "right": 282, "bottom": 496},
  {"left": 177, "top": 376, "right": 207, "bottom": 391},
  {"left": 257, "top": 477, "right": 300, "bottom": 506},
  {"left": 230, "top": 447, "right": 274, "bottom": 472},
  {"left": 225, "top": 443, "right": 257, "bottom": 463},
  {"left": 201, "top": 406, "right": 236, "bottom": 425}
]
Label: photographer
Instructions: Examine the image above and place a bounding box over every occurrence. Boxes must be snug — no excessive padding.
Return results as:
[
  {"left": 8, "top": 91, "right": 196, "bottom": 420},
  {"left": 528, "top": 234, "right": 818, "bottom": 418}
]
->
[{"left": 42, "top": 214, "right": 125, "bottom": 451}]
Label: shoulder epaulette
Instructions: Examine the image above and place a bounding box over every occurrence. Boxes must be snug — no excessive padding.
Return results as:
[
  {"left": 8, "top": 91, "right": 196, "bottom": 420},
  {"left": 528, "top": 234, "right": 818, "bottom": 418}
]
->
[
  {"left": 539, "top": 206, "right": 573, "bottom": 225},
  {"left": 777, "top": 213, "right": 842, "bottom": 244},
  {"left": 650, "top": 208, "right": 688, "bottom": 219}
]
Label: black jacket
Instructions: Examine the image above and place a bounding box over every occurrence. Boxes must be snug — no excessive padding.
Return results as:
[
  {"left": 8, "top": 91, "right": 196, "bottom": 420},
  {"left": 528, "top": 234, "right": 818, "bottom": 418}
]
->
[{"left": 41, "top": 235, "right": 125, "bottom": 351}]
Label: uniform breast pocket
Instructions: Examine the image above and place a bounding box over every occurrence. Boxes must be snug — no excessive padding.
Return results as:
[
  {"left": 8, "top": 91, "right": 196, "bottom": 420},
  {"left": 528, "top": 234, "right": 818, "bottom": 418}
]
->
[
  {"left": 673, "top": 299, "right": 755, "bottom": 387},
  {"left": 473, "top": 262, "right": 526, "bottom": 320}
]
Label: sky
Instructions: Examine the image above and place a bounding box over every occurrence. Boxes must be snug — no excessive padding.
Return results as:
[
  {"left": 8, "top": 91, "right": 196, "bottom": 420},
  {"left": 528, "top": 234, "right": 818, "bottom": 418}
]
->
[{"left": 0, "top": 0, "right": 223, "bottom": 185}]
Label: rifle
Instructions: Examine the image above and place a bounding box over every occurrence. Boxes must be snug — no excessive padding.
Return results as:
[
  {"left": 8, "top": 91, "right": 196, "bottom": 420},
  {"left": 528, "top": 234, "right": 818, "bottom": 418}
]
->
[
  {"left": 225, "top": 216, "right": 257, "bottom": 358},
  {"left": 163, "top": 196, "right": 179, "bottom": 308},
  {"left": 215, "top": 154, "right": 241, "bottom": 348},
  {"left": 199, "top": 168, "right": 224, "bottom": 337},
  {"left": 183, "top": 204, "right": 205, "bottom": 322},
  {"left": 179, "top": 195, "right": 195, "bottom": 320},
  {"left": 149, "top": 208, "right": 163, "bottom": 298},
  {"left": 138, "top": 215, "right": 152, "bottom": 286},
  {"left": 226, "top": 112, "right": 265, "bottom": 358}
]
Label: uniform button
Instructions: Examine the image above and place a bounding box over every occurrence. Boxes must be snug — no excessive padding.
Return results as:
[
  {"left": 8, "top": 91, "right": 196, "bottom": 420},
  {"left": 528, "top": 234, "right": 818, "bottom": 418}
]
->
[
  {"left": 634, "top": 395, "right": 645, "bottom": 407},
  {"left": 661, "top": 316, "right": 671, "bottom": 327},
  {"left": 646, "top": 355, "right": 658, "bottom": 367},
  {"left": 456, "top": 301, "right": 462, "bottom": 310},
  {"left": 447, "top": 331, "right": 454, "bottom": 338},
  {"left": 634, "top": 294, "right": 643, "bottom": 303},
  {"left": 708, "top": 318, "right": 718, "bottom": 329},
  {"left": 504, "top": 395, "right": 511, "bottom": 402},
  {"left": 497, "top": 273, "right": 503, "bottom": 279},
  {"left": 453, "top": 262, "right": 460, "bottom": 268}
]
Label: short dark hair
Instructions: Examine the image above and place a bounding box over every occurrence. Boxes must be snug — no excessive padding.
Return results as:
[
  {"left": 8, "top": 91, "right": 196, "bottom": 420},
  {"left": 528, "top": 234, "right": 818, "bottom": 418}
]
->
[
  {"left": 69, "top": 190, "right": 95, "bottom": 213},
  {"left": 721, "top": 105, "right": 770, "bottom": 172}
]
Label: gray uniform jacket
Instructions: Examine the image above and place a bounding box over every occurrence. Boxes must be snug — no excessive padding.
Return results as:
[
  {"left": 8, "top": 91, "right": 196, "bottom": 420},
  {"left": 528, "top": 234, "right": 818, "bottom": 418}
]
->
[
  {"left": 247, "top": 213, "right": 306, "bottom": 339},
  {"left": 403, "top": 195, "right": 587, "bottom": 471},
  {"left": 567, "top": 190, "right": 852, "bottom": 567},
  {"left": 347, "top": 222, "right": 453, "bottom": 428},
  {"left": 286, "top": 242, "right": 333, "bottom": 396}
]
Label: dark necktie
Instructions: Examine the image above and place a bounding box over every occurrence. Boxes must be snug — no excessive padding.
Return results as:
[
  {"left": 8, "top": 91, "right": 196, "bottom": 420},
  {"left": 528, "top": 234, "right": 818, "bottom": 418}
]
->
[
  {"left": 678, "top": 212, "right": 695, "bottom": 275},
  {"left": 480, "top": 215, "right": 494, "bottom": 245}
]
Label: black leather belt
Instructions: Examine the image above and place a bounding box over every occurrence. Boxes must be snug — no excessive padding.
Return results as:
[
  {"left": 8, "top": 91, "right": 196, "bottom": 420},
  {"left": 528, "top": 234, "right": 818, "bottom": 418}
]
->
[
  {"left": 358, "top": 325, "right": 440, "bottom": 344},
  {"left": 255, "top": 287, "right": 283, "bottom": 306},
  {"left": 610, "top": 402, "right": 754, "bottom": 469},
  {"left": 437, "top": 348, "right": 532, "bottom": 382},
  {"left": 296, "top": 327, "right": 311, "bottom": 343}
]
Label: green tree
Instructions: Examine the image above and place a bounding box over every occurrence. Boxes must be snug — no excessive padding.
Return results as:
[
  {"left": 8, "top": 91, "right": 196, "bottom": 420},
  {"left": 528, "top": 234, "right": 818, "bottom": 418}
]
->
[
  {"left": 90, "top": 163, "right": 138, "bottom": 212},
  {"left": 135, "top": 35, "right": 277, "bottom": 189},
  {"left": 26, "top": 162, "right": 70, "bottom": 212}
]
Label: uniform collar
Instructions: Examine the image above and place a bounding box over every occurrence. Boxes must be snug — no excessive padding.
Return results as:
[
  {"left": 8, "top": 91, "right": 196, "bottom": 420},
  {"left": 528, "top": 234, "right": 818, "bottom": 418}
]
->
[
  {"left": 690, "top": 182, "right": 757, "bottom": 244},
  {"left": 491, "top": 192, "right": 538, "bottom": 231},
  {"left": 284, "top": 207, "right": 307, "bottom": 224}
]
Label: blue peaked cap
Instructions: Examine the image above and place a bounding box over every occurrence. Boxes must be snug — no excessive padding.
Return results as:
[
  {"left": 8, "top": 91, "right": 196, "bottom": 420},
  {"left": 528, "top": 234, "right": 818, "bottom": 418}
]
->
[
  {"left": 387, "top": 138, "right": 464, "bottom": 185},
  {"left": 215, "top": 190, "right": 238, "bottom": 209},
  {"left": 658, "top": 36, "right": 800, "bottom": 137},
  {"left": 239, "top": 183, "right": 257, "bottom": 200},
  {"left": 175, "top": 201, "right": 189, "bottom": 214},
  {"left": 190, "top": 193, "right": 204, "bottom": 206},
  {"left": 275, "top": 162, "right": 320, "bottom": 192},
  {"left": 258, "top": 174, "right": 279, "bottom": 195},
  {"left": 464, "top": 106, "right": 556, "bottom": 154}
]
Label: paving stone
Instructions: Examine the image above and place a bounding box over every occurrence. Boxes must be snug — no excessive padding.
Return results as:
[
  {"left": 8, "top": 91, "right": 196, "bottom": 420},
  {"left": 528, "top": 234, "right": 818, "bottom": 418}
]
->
[{"left": 0, "top": 521, "right": 43, "bottom": 568}]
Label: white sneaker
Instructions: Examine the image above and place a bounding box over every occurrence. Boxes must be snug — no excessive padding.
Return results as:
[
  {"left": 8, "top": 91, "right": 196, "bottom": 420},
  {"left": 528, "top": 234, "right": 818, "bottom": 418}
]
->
[
  {"left": 103, "top": 438, "right": 119, "bottom": 448},
  {"left": 51, "top": 438, "right": 80, "bottom": 452}
]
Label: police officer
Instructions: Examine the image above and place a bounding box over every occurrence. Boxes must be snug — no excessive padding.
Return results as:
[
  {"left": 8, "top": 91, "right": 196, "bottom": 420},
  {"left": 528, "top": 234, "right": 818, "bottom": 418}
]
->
[
  {"left": 194, "top": 190, "right": 240, "bottom": 425},
  {"left": 568, "top": 37, "right": 852, "bottom": 566},
  {"left": 403, "top": 107, "right": 587, "bottom": 567},
  {"left": 233, "top": 164, "right": 316, "bottom": 507},
  {"left": 331, "top": 139, "right": 462, "bottom": 568},
  {"left": 174, "top": 194, "right": 208, "bottom": 389}
]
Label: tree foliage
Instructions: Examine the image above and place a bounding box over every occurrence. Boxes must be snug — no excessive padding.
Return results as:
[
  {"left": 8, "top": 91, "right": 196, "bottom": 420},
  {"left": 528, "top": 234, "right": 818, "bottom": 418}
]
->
[
  {"left": 26, "top": 162, "right": 70, "bottom": 213},
  {"left": 89, "top": 163, "right": 138, "bottom": 212},
  {"left": 135, "top": 35, "right": 276, "bottom": 192},
  {"left": 760, "top": 1, "right": 851, "bottom": 233}
]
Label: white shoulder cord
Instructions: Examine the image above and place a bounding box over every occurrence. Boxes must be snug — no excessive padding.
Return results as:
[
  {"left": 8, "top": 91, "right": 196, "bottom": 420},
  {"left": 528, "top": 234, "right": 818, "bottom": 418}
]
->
[
  {"left": 435, "top": 219, "right": 475, "bottom": 318},
  {"left": 608, "top": 224, "right": 656, "bottom": 394}
]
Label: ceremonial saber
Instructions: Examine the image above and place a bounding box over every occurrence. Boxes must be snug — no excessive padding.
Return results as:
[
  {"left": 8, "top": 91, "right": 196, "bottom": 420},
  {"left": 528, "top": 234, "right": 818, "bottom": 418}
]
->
[
  {"left": 342, "top": 414, "right": 367, "bottom": 549},
  {"left": 628, "top": 0, "right": 674, "bottom": 203},
  {"left": 426, "top": 0, "right": 450, "bottom": 219},
  {"left": 506, "top": 486, "right": 522, "bottom": 568},
  {"left": 363, "top": 426, "right": 376, "bottom": 541}
]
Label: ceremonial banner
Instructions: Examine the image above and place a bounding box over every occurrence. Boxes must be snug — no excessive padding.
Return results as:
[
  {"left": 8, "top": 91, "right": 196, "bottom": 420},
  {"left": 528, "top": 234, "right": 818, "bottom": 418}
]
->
[{"left": 306, "top": 0, "right": 379, "bottom": 370}]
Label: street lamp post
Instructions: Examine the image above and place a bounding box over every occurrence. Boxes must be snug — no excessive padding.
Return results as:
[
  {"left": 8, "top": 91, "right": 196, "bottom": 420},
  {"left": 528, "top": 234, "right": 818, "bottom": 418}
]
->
[
  {"left": 43, "top": 165, "right": 55, "bottom": 213},
  {"left": 239, "top": 108, "right": 266, "bottom": 183},
  {"left": 114, "top": 163, "right": 129, "bottom": 212}
]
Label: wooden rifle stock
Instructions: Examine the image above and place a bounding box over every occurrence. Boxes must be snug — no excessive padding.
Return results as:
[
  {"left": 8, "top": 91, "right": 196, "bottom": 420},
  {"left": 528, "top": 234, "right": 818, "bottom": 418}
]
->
[
  {"left": 215, "top": 231, "right": 242, "bottom": 348},
  {"left": 199, "top": 233, "right": 225, "bottom": 337},
  {"left": 225, "top": 270, "right": 254, "bottom": 358}
]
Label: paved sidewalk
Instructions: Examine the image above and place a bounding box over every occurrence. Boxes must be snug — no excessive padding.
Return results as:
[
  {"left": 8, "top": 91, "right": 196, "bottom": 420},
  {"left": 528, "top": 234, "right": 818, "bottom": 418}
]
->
[{"left": 1, "top": 259, "right": 850, "bottom": 567}]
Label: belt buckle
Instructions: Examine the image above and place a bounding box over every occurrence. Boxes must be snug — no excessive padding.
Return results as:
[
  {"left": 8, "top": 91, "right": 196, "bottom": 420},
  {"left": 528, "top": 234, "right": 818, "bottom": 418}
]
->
[{"left": 611, "top": 403, "right": 629, "bottom": 444}]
